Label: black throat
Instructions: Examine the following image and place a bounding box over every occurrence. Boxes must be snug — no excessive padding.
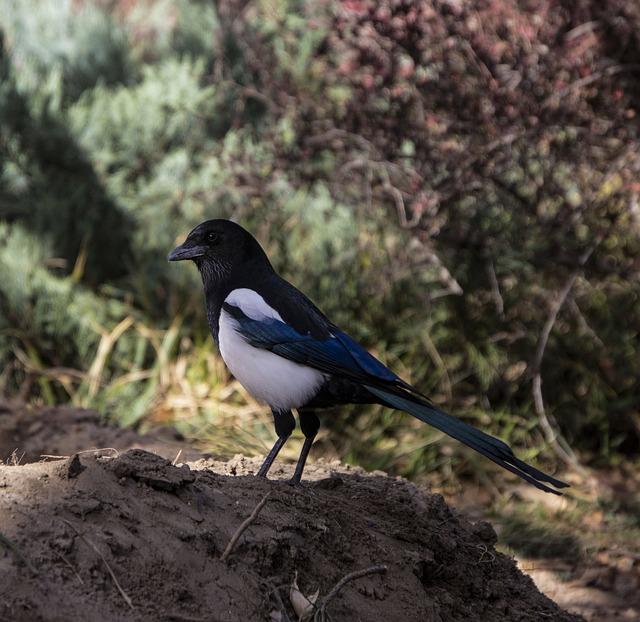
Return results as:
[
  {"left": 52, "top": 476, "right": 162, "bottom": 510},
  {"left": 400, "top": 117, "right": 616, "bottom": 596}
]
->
[{"left": 197, "top": 256, "right": 275, "bottom": 342}]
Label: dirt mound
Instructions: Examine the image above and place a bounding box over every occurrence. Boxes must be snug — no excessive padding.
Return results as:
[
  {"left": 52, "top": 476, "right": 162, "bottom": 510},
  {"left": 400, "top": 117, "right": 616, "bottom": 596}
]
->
[
  {"left": 0, "top": 446, "right": 581, "bottom": 622},
  {"left": 0, "top": 399, "right": 202, "bottom": 464}
]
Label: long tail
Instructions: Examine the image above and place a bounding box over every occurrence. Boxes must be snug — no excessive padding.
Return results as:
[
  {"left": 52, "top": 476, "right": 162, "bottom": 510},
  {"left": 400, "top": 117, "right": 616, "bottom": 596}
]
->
[{"left": 365, "top": 385, "right": 569, "bottom": 495}]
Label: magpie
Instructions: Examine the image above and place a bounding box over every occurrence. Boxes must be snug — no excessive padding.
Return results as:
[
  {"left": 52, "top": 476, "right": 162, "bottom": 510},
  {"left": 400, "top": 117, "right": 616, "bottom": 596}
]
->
[{"left": 168, "top": 219, "right": 568, "bottom": 494}]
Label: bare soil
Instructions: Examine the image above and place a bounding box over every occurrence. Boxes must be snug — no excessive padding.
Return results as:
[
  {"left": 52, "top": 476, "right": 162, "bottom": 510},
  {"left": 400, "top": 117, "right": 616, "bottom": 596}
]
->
[
  {"left": 0, "top": 398, "right": 202, "bottom": 464},
  {"left": 0, "top": 401, "right": 582, "bottom": 622}
]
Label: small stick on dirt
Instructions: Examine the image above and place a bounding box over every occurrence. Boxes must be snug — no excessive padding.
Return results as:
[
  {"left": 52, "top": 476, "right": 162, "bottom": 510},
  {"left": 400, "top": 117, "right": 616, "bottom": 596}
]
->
[
  {"left": 220, "top": 492, "right": 271, "bottom": 562},
  {"left": 76, "top": 447, "right": 120, "bottom": 458},
  {"left": 314, "top": 565, "right": 387, "bottom": 622},
  {"left": 529, "top": 244, "right": 596, "bottom": 473},
  {"left": 0, "top": 531, "right": 37, "bottom": 575},
  {"left": 6, "top": 450, "right": 25, "bottom": 466},
  {"left": 172, "top": 449, "right": 183, "bottom": 466},
  {"left": 475, "top": 544, "right": 495, "bottom": 564},
  {"left": 41, "top": 447, "right": 120, "bottom": 461},
  {"left": 62, "top": 519, "right": 134, "bottom": 609},
  {"left": 53, "top": 550, "right": 84, "bottom": 585}
]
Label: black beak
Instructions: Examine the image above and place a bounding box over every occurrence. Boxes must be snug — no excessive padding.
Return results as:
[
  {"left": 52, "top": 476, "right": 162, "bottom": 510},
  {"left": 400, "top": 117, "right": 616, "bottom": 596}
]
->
[{"left": 167, "top": 241, "right": 206, "bottom": 262}]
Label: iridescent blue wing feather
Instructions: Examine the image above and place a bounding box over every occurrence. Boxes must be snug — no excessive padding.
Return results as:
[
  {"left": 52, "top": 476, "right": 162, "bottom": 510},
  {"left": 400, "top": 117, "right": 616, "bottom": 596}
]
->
[{"left": 222, "top": 302, "right": 401, "bottom": 384}]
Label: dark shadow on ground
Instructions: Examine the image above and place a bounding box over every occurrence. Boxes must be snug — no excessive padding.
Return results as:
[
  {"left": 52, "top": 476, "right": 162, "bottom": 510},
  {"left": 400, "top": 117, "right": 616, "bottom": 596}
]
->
[{"left": 0, "top": 33, "right": 133, "bottom": 285}]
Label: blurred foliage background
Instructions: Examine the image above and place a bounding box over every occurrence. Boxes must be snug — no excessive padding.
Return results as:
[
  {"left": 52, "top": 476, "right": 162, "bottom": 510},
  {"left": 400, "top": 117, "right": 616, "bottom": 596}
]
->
[{"left": 1, "top": 0, "right": 639, "bottom": 492}]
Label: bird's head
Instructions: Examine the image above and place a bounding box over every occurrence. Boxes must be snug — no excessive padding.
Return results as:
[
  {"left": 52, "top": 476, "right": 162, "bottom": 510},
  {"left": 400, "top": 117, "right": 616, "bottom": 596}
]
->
[{"left": 168, "top": 219, "right": 271, "bottom": 284}]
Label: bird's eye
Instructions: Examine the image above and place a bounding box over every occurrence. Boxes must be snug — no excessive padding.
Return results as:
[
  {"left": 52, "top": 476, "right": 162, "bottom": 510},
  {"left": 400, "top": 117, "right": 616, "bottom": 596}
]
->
[{"left": 207, "top": 232, "right": 220, "bottom": 244}]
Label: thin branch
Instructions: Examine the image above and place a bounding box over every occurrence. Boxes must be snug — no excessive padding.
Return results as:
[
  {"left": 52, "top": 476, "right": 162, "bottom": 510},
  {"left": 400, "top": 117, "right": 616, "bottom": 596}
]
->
[
  {"left": 62, "top": 520, "right": 134, "bottom": 609},
  {"left": 221, "top": 492, "right": 271, "bottom": 562},
  {"left": 415, "top": 242, "right": 463, "bottom": 298},
  {"left": 532, "top": 373, "right": 584, "bottom": 472},
  {"left": 40, "top": 448, "right": 120, "bottom": 461},
  {"left": 314, "top": 565, "right": 387, "bottom": 622},
  {"left": 543, "top": 63, "right": 640, "bottom": 108},
  {"left": 486, "top": 259, "right": 505, "bottom": 317},
  {"left": 53, "top": 550, "right": 84, "bottom": 585},
  {"left": 529, "top": 245, "right": 596, "bottom": 470},
  {"left": 379, "top": 165, "right": 421, "bottom": 229},
  {"left": 530, "top": 244, "right": 596, "bottom": 375},
  {"left": 530, "top": 272, "right": 579, "bottom": 376},
  {"left": 568, "top": 299, "right": 604, "bottom": 348}
]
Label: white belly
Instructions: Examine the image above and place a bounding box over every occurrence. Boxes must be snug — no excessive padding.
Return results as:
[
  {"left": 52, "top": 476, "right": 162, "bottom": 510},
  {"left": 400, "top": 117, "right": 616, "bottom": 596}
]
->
[{"left": 218, "top": 289, "right": 325, "bottom": 411}]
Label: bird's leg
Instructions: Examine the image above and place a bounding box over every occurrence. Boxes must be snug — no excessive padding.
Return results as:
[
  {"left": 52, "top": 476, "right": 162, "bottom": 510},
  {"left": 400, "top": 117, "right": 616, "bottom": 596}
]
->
[
  {"left": 256, "top": 409, "right": 295, "bottom": 478},
  {"left": 290, "top": 410, "right": 320, "bottom": 485}
]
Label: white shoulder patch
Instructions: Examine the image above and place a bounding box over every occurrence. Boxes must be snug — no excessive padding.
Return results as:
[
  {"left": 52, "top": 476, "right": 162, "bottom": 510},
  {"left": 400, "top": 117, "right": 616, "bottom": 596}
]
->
[
  {"left": 224, "top": 288, "right": 283, "bottom": 322},
  {"left": 218, "top": 288, "right": 325, "bottom": 410}
]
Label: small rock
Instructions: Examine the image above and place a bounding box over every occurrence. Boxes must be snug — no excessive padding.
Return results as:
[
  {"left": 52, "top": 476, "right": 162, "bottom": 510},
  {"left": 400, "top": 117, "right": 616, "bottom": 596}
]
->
[
  {"left": 472, "top": 520, "right": 498, "bottom": 546},
  {"left": 313, "top": 476, "right": 344, "bottom": 490},
  {"left": 68, "top": 498, "right": 102, "bottom": 518},
  {"left": 66, "top": 454, "right": 86, "bottom": 479},
  {"left": 108, "top": 449, "right": 195, "bottom": 492}
]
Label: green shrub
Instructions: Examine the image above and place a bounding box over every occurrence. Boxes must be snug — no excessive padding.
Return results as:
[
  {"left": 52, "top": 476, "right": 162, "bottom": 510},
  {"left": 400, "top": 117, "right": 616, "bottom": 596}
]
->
[{"left": 1, "top": 0, "right": 639, "bottom": 484}]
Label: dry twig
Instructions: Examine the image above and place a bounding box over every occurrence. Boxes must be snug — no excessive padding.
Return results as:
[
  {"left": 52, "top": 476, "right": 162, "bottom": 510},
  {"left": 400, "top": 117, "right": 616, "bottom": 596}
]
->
[
  {"left": 475, "top": 544, "right": 496, "bottom": 564},
  {"left": 314, "top": 565, "right": 387, "bottom": 622},
  {"left": 486, "top": 259, "right": 505, "bottom": 317},
  {"left": 53, "top": 550, "right": 84, "bottom": 585},
  {"left": 62, "top": 519, "right": 134, "bottom": 609},
  {"left": 529, "top": 245, "right": 596, "bottom": 472},
  {"left": 220, "top": 492, "right": 271, "bottom": 562},
  {"left": 6, "top": 450, "right": 25, "bottom": 466},
  {"left": 41, "top": 447, "right": 120, "bottom": 461}
]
